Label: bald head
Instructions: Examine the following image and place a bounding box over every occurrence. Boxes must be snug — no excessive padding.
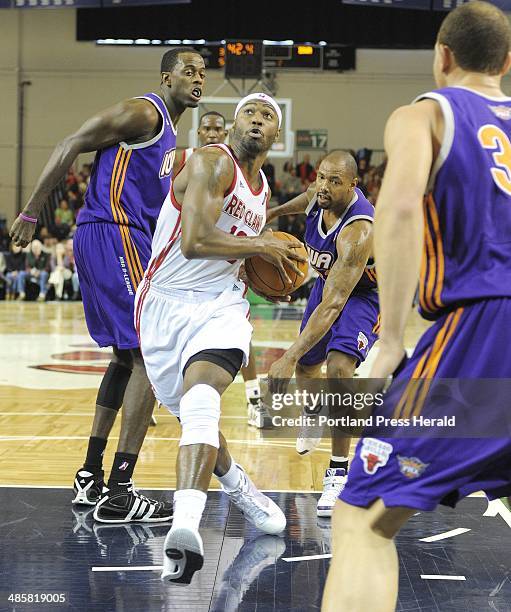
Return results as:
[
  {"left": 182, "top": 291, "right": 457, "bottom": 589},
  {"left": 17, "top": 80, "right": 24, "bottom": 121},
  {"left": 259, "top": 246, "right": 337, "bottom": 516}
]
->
[
  {"left": 323, "top": 150, "right": 358, "bottom": 180},
  {"left": 438, "top": 1, "right": 511, "bottom": 75},
  {"left": 316, "top": 151, "right": 359, "bottom": 211}
]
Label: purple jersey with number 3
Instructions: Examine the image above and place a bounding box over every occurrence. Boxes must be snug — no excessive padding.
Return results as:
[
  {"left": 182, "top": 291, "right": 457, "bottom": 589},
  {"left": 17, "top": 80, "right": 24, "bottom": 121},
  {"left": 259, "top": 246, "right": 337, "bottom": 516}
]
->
[
  {"left": 415, "top": 87, "right": 511, "bottom": 320},
  {"left": 340, "top": 87, "right": 511, "bottom": 512}
]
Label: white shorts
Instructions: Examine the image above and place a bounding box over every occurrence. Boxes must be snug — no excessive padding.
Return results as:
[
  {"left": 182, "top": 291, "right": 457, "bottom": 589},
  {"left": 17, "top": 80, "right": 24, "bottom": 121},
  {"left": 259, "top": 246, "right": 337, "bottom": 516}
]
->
[{"left": 136, "top": 282, "right": 252, "bottom": 416}]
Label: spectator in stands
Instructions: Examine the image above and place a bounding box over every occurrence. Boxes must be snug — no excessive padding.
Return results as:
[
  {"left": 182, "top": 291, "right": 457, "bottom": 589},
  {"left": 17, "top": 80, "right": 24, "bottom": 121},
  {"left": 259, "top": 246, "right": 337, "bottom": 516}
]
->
[
  {"left": 5, "top": 243, "right": 26, "bottom": 301},
  {"left": 281, "top": 167, "right": 304, "bottom": 201},
  {"left": 49, "top": 239, "right": 80, "bottom": 300},
  {"left": 55, "top": 199, "right": 74, "bottom": 227},
  {"left": 296, "top": 154, "right": 314, "bottom": 185},
  {"left": 21, "top": 239, "right": 50, "bottom": 302},
  {"left": 0, "top": 219, "right": 10, "bottom": 252},
  {"left": 262, "top": 160, "right": 276, "bottom": 194},
  {"left": 0, "top": 250, "right": 6, "bottom": 299}
]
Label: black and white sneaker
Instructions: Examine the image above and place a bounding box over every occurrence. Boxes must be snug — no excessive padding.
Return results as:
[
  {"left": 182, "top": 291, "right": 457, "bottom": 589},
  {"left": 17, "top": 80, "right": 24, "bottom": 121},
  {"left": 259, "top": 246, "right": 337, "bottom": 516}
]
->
[
  {"left": 72, "top": 469, "right": 104, "bottom": 506},
  {"left": 93, "top": 480, "right": 173, "bottom": 524}
]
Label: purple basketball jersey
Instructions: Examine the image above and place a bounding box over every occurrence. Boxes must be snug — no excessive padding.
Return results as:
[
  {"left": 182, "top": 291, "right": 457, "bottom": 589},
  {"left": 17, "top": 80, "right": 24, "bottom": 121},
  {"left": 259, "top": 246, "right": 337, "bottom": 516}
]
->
[
  {"left": 415, "top": 87, "right": 511, "bottom": 320},
  {"left": 304, "top": 187, "right": 377, "bottom": 291},
  {"left": 78, "top": 93, "right": 176, "bottom": 237}
]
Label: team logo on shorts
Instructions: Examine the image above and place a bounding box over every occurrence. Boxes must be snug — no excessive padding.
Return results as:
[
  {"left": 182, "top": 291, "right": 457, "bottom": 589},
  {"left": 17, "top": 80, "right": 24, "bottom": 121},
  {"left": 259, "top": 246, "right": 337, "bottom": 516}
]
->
[
  {"left": 489, "top": 105, "right": 511, "bottom": 120},
  {"left": 397, "top": 455, "right": 429, "bottom": 479},
  {"left": 360, "top": 438, "right": 393, "bottom": 475},
  {"left": 357, "top": 331, "right": 368, "bottom": 352}
]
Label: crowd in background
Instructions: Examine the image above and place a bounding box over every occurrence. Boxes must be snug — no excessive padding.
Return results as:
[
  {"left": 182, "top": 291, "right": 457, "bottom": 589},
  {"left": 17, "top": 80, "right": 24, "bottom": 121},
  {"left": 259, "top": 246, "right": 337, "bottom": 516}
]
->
[
  {"left": 0, "top": 153, "right": 385, "bottom": 304},
  {"left": 0, "top": 163, "right": 91, "bottom": 301}
]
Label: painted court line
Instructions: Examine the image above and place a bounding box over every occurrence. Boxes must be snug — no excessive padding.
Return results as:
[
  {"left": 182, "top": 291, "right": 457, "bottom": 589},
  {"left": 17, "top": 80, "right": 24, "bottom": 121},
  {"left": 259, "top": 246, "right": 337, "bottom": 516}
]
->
[
  {"left": 419, "top": 528, "right": 471, "bottom": 542},
  {"left": 421, "top": 575, "right": 466, "bottom": 581},
  {"left": 92, "top": 566, "right": 162, "bottom": 572},
  {"left": 283, "top": 554, "right": 332, "bottom": 563},
  {"left": 0, "top": 484, "right": 324, "bottom": 494}
]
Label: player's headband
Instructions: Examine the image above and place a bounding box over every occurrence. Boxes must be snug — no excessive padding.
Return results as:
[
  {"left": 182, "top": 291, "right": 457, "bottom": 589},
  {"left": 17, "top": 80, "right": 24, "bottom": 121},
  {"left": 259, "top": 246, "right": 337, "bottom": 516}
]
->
[{"left": 234, "top": 93, "right": 282, "bottom": 128}]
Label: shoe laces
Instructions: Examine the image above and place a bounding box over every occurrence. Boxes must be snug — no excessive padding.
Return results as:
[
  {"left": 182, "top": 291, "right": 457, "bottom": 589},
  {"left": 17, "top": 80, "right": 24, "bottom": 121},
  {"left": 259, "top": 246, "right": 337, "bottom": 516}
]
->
[{"left": 229, "top": 473, "right": 270, "bottom": 522}]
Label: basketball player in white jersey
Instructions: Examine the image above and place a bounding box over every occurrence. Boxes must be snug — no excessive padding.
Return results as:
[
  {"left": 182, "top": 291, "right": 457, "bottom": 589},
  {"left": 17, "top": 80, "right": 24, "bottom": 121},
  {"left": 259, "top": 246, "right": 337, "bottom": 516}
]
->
[
  {"left": 136, "top": 93, "right": 306, "bottom": 584},
  {"left": 175, "top": 110, "right": 270, "bottom": 428}
]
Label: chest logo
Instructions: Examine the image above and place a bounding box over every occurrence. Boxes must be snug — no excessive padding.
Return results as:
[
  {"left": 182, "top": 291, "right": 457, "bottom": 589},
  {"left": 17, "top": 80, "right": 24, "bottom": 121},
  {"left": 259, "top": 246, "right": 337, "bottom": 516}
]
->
[
  {"left": 224, "top": 194, "right": 264, "bottom": 233},
  {"left": 306, "top": 245, "right": 333, "bottom": 273}
]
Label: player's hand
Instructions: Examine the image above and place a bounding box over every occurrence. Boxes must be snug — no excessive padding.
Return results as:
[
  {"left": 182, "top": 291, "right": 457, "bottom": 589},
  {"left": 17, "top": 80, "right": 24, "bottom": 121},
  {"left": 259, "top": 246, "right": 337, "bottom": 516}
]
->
[
  {"left": 268, "top": 354, "right": 296, "bottom": 395},
  {"left": 369, "top": 338, "right": 406, "bottom": 381},
  {"left": 260, "top": 229, "right": 307, "bottom": 286},
  {"left": 239, "top": 261, "right": 290, "bottom": 304},
  {"left": 9, "top": 215, "right": 37, "bottom": 248}
]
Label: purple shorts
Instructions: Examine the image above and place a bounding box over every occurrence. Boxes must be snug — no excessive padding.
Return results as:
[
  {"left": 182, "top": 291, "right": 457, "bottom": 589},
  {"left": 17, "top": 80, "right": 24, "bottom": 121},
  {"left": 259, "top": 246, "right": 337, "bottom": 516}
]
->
[
  {"left": 341, "top": 298, "right": 511, "bottom": 511},
  {"left": 74, "top": 222, "right": 151, "bottom": 349},
  {"left": 298, "top": 279, "right": 380, "bottom": 367}
]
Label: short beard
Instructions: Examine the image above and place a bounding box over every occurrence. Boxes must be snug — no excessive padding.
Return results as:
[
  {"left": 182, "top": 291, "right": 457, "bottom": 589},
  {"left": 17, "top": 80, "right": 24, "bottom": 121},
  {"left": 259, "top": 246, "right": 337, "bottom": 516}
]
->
[{"left": 232, "top": 125, "right": 268, "bottom": 157}]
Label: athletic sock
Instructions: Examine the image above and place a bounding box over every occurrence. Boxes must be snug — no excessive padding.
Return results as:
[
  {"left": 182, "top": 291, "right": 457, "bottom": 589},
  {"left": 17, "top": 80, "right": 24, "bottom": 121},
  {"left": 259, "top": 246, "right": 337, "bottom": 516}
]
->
[
  {"left": 245, "top": 379, "right": 261, "bottom": 404},
  {"left": 83, "top": 436, "right": 107, "bottom": 474},
  {"left": 107, "top": 452, "right": 138, "bottom": 490},
  {"left": 329, "top": 455, "right": 349, "bottom": 471},
  {"left": 215, "top": 460, "right": 242, "bottom": 492},
  {"left": 172, "top": 489, "right": 207, "bottom": 532}
]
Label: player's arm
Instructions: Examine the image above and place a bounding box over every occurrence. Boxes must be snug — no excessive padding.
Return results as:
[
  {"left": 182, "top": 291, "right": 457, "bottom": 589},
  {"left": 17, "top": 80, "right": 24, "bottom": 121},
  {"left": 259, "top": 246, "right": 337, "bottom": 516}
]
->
[
  {"left": 369, "top": 101, "right": 436, "bottom": 378},
  {"left": 180, "top": 149, "right": 307, "bottom": 282},
  {"left": 281, "top": 220, "right": 373, "bottom": 365},
  {"left": 265, "top": 183, "right": 315, "bottom": 224},
  {"left": 10, "top": 98, "right": 160, "bottom": 247}
]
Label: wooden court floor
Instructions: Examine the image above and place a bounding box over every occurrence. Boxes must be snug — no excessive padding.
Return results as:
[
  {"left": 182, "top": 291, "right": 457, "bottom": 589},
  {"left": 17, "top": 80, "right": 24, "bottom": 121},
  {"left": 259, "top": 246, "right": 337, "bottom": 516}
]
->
[{"left": 0, "top": 301, "right": 429, "bottom": 492}]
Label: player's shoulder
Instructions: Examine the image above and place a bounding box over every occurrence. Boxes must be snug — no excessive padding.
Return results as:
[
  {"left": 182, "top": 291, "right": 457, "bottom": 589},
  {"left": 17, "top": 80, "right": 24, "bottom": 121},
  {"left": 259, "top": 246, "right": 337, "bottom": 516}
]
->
[
  {"left": 351, "top": 188, "right": 374, "bottom": 215},
  {"left": 185, "top": 145, "right": 235, "bottom": 185},
  {"left": 387, "top": 98, "right": 442, "bottom": 133}
]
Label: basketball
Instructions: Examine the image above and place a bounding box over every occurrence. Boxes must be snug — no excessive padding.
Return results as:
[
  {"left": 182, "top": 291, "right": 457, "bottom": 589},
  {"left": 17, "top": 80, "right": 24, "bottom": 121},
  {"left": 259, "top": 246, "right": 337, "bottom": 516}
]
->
[{"left": 244, "top": 231, "right": 309, "bottom": 297}]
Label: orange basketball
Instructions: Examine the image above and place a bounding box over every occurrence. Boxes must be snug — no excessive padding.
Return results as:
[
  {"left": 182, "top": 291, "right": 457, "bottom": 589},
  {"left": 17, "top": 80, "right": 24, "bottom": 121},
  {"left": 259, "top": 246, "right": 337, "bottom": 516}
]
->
[{"left": 245, "top": 231, "right": 309, "bottom": 297}]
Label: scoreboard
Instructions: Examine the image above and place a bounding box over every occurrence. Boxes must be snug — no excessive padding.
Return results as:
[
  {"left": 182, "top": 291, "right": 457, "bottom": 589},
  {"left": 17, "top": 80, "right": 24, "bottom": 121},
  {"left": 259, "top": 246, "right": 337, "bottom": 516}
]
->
[{"left": 224, "top": 41, "right": 264, "bottom": 79}]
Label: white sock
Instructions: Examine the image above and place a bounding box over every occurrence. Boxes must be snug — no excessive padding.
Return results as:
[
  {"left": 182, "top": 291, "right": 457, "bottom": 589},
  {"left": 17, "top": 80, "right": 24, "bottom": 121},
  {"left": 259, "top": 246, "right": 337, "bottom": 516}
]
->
[
  {"left": 245, "top": 379, "right": 261, "bottom": 403},
  {"left": 172, "top": 489, "right": 207, "bottom": 532},
  {"left": 331, "top": 455, "right": 349, "bottom": 464},
  {"left": 216, "top": 460, "right": 242, "bottom": 492}
]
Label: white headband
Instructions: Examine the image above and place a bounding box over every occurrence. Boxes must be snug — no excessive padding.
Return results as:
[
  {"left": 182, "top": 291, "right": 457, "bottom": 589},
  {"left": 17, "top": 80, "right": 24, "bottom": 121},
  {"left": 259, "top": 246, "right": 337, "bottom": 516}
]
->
[{"left": 234, "top": 93, "right": 282, "bottom": 128}]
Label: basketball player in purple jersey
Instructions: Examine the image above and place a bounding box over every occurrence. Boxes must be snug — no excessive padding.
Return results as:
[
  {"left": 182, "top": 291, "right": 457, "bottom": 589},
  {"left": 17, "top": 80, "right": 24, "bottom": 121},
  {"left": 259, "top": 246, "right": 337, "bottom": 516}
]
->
[
  {"left": 10, "top": 48, "right": 206, "bottom": 523},
  {"left": 267, "top": 151, "right": 379, "bottom": 517},
  {"left": 321, "top": 3, "right": 511, "bottom": 610}
]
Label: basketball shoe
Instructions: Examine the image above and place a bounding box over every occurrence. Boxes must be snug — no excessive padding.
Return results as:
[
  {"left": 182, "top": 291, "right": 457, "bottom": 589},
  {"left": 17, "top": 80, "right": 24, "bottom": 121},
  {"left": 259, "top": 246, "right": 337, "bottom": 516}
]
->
[
  {"left": 223, "top": 465, "right": 286, "bottom": 534},
  {"left": 93, "top": 480, "right": 173, "bottom": 523},
  {"left": 72, "top": 469, "right": 104, "bottom": 506},
  {"left": 316, "top": 468, "right": 347, "bottom": 517},
  {"left": 295, "top": 413, "right": 324, "bottom": 455},
  {"left": 247, "top": 398, "right": 273, "bottom": 429},
  {"left": 161, "top": 527, "right": 204, "bottom": 585}
]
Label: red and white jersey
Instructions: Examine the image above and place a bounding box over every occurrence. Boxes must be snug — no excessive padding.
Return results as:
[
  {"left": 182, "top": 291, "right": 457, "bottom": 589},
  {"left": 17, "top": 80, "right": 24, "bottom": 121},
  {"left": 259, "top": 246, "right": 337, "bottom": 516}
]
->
[{"left": 145, "top": 143, "right": 269, "bottom": 293}]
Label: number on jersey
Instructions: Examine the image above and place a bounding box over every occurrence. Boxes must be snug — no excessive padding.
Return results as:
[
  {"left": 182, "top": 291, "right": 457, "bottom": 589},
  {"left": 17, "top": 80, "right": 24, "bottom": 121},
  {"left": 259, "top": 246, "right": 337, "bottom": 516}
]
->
[{"left": 478, "top": 124, "right": 511, "bottom": 196}]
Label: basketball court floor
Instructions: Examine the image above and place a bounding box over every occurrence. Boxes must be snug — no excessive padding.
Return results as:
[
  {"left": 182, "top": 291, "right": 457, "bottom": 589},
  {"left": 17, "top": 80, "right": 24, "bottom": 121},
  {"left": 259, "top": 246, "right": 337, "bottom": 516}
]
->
[{"left": 1, "top": 301, "right": 510, "bottom": 611}]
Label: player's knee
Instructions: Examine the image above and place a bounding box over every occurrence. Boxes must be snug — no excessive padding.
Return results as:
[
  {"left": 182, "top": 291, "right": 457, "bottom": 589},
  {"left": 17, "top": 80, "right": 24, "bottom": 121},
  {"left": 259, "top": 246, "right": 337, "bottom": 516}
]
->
[
  {"left": 112, "top": 347, "right": 133, "bottom": 371},
  {"left": 96, "top": 361, "right": 132, "bottom": 411},
  {"left": 179, "top": 384, "right": 221, "bottom": 448},
  {"left": 296, "top": 361, "right": 319, "bottom": 378},
  {"left": 326, "top": 353, "right": 356, "bottom": 379}
]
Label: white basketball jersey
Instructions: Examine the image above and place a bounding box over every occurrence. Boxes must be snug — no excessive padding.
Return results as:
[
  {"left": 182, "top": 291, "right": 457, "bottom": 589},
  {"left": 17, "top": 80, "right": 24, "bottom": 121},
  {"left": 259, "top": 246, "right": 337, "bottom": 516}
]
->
[
  {"left": 146, "top": 143, "right": 269, "bottom": 293},
  {"left": 184, "top": 147, "right": 195, "bottom": 162}
]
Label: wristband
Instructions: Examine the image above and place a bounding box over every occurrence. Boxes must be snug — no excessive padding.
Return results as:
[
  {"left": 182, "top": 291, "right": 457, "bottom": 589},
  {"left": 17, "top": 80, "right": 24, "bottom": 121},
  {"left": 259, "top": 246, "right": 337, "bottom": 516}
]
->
[{"left": 19, "top": 213, "right": 37, "bottom": 224}]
